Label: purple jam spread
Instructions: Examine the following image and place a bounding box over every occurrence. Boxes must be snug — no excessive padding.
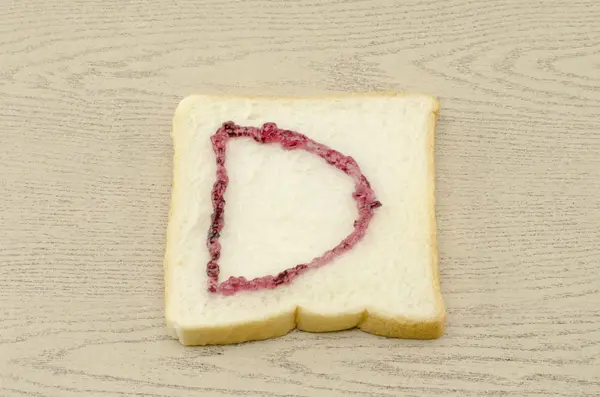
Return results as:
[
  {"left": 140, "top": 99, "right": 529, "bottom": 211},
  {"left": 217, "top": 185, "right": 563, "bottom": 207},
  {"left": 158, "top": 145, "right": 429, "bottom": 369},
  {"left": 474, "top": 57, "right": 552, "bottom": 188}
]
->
[{"left": 207, "top": 121, "right": 382, "bottom": 296}]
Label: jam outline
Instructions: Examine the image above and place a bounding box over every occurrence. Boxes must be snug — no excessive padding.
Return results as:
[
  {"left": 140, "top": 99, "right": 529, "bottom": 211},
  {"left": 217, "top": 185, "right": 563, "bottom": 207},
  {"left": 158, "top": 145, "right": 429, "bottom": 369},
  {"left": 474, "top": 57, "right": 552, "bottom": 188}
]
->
[{"left": 207, "top": 121, "right": 382, "bottom": 296}]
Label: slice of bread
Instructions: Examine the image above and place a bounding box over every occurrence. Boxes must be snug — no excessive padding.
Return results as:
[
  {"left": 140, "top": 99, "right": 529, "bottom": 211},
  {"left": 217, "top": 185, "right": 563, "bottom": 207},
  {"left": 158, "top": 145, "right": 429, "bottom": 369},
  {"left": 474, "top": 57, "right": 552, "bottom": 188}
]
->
[{"left": 164, "top": 92, "right": 445, "bottom": 346}]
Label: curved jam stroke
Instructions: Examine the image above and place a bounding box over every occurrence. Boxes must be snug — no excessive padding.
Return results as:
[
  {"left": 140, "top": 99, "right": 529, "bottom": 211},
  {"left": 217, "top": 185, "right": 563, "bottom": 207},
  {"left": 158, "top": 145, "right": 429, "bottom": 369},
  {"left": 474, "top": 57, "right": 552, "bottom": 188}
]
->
[{"left": 206, "top": 121, "right": 382, "bottom": 296}]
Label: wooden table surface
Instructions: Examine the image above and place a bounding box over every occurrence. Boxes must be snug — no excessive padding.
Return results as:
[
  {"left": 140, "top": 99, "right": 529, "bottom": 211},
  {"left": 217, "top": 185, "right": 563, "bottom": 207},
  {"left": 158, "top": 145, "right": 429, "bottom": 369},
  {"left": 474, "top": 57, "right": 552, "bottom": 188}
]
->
[{"left": 1, "top": 1, "right": 599, "bottom": 396}]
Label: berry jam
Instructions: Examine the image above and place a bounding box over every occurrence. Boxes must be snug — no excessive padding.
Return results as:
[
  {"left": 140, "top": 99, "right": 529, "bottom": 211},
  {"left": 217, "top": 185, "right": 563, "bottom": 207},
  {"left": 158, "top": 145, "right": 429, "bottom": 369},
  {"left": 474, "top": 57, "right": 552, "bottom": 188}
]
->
[{"left": 207, "top": 121, "right": 382, "bottom": 296}]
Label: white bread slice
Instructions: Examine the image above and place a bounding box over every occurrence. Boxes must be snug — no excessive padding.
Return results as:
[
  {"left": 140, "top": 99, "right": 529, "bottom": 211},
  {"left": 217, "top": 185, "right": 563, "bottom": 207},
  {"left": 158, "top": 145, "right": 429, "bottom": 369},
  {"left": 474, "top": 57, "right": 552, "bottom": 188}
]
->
[{"left": 164, "top": 92, "right": 445, "bottom": 346}]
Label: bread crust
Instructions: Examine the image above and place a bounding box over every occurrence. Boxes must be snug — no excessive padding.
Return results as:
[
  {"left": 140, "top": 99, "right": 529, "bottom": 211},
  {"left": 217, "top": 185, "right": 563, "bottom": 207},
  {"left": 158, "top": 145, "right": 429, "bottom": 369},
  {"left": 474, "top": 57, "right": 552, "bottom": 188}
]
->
[{"left": 164, "top": 92, "right": 445, "bottom": 346}]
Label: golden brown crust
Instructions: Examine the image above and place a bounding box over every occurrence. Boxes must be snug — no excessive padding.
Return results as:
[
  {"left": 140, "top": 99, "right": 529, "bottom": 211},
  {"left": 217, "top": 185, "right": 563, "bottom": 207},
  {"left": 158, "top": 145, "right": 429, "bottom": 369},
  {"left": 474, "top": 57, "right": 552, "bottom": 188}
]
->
[
  {"left": 164, "top": 92, "right": 445, "bottom": 346},
  {"left": 170, "top": 91, "right": 438, "bottom": 114},
  {"left": 176, "top": 311, "right": 296, "bottom": 346},
  {"left": 296, "top": 309, "right": 364, "bottom": 333}
]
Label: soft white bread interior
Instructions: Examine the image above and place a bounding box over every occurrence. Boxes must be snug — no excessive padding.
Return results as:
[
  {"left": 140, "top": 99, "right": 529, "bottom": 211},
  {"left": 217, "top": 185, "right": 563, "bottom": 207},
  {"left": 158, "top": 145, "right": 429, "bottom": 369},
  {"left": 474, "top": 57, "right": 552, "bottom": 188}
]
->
[{"left": 164, "top": 92, "right": 445, "bottom": 346}]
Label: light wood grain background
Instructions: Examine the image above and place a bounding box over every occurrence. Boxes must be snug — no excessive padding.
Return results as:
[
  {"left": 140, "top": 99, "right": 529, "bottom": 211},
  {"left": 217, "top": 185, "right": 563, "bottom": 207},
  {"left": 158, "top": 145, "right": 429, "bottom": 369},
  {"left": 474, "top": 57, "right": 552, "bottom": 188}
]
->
[{"left": 1, "top": 0, "right": 599, "bottom": 396}]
